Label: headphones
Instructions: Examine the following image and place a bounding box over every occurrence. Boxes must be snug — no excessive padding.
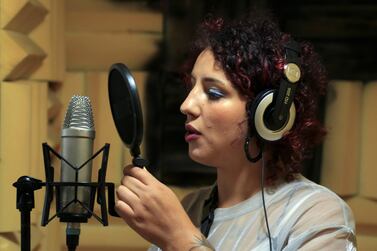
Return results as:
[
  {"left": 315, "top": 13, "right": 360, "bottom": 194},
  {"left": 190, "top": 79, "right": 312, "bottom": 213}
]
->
[
  {"left": 248, "top": 40, "right": 302, "bottom": 142},
  {"left": 243, "top": 41, "right": 303, "bottom": 251}
]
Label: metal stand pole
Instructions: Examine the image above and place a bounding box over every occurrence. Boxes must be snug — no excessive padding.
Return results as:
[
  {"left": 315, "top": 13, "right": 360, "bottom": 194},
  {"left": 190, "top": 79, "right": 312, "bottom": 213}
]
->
[{"left": 13, "top": 176, "right": 43, "bottom": 251}]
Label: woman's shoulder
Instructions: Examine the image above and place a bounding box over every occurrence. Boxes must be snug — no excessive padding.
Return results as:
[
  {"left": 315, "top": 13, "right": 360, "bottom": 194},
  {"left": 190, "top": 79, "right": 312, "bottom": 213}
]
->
[
  {"left": 283, "top": 176, "right": 352, "bottom": 207},
  {"left": 181, "top": 185, "right": 214, "bottom": 208},
  {"left": 275, "top": 176, "right": 354, "bottom": 220},
  {"left": 180, "top": 185, "right": 216, "bottom": 227},
  {"left": 274, "top": 176, "right": 357, "bottom": 250}
]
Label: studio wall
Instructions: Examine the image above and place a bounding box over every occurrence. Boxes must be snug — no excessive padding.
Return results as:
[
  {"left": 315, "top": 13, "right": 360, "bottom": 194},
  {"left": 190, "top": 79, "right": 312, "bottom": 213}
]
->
[{"left": 1, "top": 0, "right": 376, "bottom": 250}]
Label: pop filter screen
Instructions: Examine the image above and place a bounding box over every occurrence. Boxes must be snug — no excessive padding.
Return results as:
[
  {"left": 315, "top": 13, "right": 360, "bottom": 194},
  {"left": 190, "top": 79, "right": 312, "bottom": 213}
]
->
[{"left": 108, "top": 63, "right": 143, "bottom": 157}]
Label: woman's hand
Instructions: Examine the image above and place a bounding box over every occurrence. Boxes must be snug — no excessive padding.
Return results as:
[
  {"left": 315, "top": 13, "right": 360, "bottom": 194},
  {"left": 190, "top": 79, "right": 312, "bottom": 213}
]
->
[{"left": 115, "top": 165, "right": 203, "bottom": 251}]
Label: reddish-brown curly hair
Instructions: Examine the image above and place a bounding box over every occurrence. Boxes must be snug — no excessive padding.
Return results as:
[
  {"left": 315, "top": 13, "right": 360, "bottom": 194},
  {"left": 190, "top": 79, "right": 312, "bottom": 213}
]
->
[{"left": 182, "top": 13, "right": 328, "bottom": 183}]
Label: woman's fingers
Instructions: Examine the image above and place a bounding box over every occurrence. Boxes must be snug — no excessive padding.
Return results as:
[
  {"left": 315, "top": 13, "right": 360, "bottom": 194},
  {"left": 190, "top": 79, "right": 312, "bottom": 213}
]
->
[
  {"left": 115, "top": 200, "right": 134, "bottom": 219},
  {"left": 123, "top": 165, "right": 156, "bottom": 185},
  {"left": 121, "top": 174, "right": 145, "bottom": 195},
  {"left": 116, "top": 185, "right": 140, "bottom": 211}
]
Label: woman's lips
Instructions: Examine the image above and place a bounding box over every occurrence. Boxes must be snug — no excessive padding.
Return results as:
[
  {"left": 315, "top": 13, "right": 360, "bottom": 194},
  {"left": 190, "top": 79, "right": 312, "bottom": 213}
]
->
[
  {"left": 185, "top": 132, "right": 200, "bottom": 142},
  {"left": 185, "top": 124, "right": 201, "bottom": 142}
]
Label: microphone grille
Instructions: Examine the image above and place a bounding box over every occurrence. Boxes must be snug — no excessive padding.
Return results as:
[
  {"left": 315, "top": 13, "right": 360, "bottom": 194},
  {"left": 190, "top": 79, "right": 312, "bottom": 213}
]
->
[{"left": 63, "top": 95, "right": 94, "bottom": 129}]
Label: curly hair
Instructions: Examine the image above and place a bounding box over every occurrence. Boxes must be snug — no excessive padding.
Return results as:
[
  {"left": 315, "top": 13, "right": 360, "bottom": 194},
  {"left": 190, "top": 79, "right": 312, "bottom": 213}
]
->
[{"left": 182, "top": 13, "right": 328, "bottom": 183}]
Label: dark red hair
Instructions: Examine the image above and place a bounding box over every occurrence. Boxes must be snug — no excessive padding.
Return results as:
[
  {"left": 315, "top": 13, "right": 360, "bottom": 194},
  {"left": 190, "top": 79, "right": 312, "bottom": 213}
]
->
[{"left": 183, "top": 13, "right": 327, "bottom": 182}]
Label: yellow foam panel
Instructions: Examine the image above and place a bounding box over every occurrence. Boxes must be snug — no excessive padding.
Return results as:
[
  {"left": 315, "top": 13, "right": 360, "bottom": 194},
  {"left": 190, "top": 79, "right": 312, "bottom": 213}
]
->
[
  {"left": 346, "top": 197, "right": 377, "bottom": 232},
  {"left": 0, "top": 30, "right": 46, "bottom": 81},
  {"left": 35, "top": 220, "right": 63, "bottom": 251},
  {"left": 30, "top": 0, "right": 66, "bottom": 82},
  {"left": 0, "top": 224, "right": 56, "bottom": 251},
  {"left": 66, "top": 31, "right": 161, "bottom": 71},
  {"left": 321, "top": 81, "right": 362, "bottom": 196},
  {"left": 346, "top": 197, "right": 377, "bottom": 251},
  {"left": 57, "top": 72, "right": 86, "bottom": 122},
  {"left": 30, "top": 82, "right": 48, "bottom": 218},
  {"left": 0, "top": 81, "right": 47, "bottom": 231},
  {"left": 0, "top": 233, "right": 18, "bottom": 251},
  {"left": 360, "top": 81, "right": 377, "bottom": 199},
  {"left": 65, "top": 0, "right": 162, "bottom": 33},
  {"left": 0, "top": 0, "right": 47, "bottom": 34},
  {"left": 356, "top": 235, "right": 377, "bottom": 251},
  {"left": 79, "top": 223, "right": 149, "bottom": 250}
]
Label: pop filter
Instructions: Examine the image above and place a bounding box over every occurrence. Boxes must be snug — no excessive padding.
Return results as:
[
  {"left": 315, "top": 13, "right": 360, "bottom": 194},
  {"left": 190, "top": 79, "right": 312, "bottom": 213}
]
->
[{"left": 108, "top": 63, "right": 148, "bottom": 167}]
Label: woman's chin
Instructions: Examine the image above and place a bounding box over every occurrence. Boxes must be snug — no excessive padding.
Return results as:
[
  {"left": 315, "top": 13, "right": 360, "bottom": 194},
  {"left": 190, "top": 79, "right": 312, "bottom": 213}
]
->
[{"left": 188, "top": 150, "right": 217, "bottom": 167}]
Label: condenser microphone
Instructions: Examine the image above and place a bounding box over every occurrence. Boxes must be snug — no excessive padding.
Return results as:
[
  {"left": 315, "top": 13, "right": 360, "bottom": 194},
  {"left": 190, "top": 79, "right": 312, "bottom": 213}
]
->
[{"left": 60, "top": 95, "right": 95, "bottom": 250}]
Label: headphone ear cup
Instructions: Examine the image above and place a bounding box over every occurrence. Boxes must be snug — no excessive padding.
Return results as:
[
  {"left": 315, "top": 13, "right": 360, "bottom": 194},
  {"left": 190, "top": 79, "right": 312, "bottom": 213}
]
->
[{"left": 249, "top": 89, "right": 296, "bottom": 141}]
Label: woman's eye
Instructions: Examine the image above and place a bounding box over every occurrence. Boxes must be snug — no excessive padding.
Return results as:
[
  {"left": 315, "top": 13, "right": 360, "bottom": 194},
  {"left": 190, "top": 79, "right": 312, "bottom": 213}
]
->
[{"left": 207, "top": 87, "right": 225, "bottom": 100}]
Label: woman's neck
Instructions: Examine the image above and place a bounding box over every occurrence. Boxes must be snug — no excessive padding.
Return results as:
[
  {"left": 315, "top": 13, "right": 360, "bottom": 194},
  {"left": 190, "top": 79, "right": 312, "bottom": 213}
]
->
[{"left": 215, "top": 160, "right": 262, "bottom": 208}]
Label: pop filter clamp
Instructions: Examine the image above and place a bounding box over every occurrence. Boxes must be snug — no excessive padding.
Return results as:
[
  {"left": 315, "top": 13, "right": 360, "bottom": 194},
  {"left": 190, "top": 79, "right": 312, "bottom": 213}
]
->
[{"left": 13, "top": 142, "right": 119, "bottom": 251}]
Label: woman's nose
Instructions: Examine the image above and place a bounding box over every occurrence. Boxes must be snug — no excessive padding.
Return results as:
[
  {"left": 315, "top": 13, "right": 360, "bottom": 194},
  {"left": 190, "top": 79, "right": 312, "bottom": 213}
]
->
[{"left": 180, "top": 88, "right": 200, "bottom": 118}]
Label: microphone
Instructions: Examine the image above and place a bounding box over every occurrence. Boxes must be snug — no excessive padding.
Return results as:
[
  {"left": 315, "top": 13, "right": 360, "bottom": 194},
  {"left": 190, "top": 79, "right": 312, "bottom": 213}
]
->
[
  {"left": 60, "top": 95, "right": 95, "bottom": 250},
  {"left": 13, "top": 94, "right": 115, "bottom": 251}
]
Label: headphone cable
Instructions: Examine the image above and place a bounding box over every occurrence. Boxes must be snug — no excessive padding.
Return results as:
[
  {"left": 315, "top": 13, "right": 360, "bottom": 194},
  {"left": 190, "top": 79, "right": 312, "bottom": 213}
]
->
[{"left": 261, "top": 155, "right": 272, "bottom": 251}]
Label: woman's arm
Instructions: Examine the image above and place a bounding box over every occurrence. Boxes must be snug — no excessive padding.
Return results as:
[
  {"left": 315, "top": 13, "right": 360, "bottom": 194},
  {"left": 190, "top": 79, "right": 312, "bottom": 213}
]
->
[{"left": 115, "top": 165, "right": 215, "bottom": 251}]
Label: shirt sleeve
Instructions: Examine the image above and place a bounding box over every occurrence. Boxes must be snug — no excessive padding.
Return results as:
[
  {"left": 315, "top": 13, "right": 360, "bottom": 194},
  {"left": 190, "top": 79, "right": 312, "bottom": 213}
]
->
[{"left": 282, "top": 190, "right": 357, "bottom": 251}]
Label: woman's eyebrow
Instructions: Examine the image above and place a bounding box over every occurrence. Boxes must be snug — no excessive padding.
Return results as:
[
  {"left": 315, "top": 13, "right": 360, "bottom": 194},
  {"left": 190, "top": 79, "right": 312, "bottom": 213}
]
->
[{"left": 202, "top": 77, "right": 226, "bottom": 85}]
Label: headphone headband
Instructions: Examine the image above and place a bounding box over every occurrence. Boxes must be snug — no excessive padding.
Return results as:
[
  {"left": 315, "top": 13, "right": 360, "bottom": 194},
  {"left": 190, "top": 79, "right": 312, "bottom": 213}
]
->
[
  {"left": 270, "top": 40, "right": 301, "bottom": 130},
  {"left": 248, "top": 39, "right": 302, "bottom": 142}
]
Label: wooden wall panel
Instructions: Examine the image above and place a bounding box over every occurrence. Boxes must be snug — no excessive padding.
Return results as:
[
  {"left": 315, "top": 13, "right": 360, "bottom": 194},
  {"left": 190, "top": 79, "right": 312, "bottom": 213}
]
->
[
  {"left": 347, "top": 197, "right": 377, "bottom": 232},
  {"left": 35, "top": 220, "right": 63, "bottom": 251},
  {"left": 66, "top": 1, "right": 162, "bottom": 33},
  {"left": 58, "top": 72, "right": 87, "bottom": 104},
  {"left": 0, "top": 81, "right": 34, "bottom": 231},
  {"left": 346, "top": 199, "right": 376, "bottom": 251},
  {"left": 359, "top": 81, "right": 377, "bottom": 199},
  {"left": 323, "top": 81, "right": 377, "bottom": 249},
  {"left": 80, "top": 222, "right": 149, "bottom": 250},
  {"left": 65, "top": 0, "right": 162, "bottom": 72},
  {"left": 0, "top": 234, "right": 18, "bottom": 251},
  {"left": 356, "top": 235, "right": 377, "bottom": 251},
  {"left": 321, "top": 81, "right": 362, "bottom": 196},
  {"left": 66, "top": 32, "right": 161, "bottom": 71},
  {"left": 29, "top": 82, "right": 48, "bottom": 219},
  {"left": 56, "top": 72, "right": 87, "bottom": 122},
  {"left": 0, "top": 81, "right": 57, "bottom": 250},
  {"left": 30, "top": 83, "right": 48, "bottom": 179}
]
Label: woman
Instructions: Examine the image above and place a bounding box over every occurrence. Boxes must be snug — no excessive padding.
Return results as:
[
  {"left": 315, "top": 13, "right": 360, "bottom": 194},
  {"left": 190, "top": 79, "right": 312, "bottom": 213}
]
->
[{"left": 115, "top": 13, "right": 356, "bottom": 250}]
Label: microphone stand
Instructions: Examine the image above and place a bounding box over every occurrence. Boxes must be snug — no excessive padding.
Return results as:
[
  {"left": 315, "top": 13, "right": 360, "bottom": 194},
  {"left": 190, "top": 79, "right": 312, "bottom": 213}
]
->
[
  {"left": 13, "top": 143, "right": 119, "bottom": 251},
  {"left": 13, "top": 176, "right": 43, "bottom": 251}
]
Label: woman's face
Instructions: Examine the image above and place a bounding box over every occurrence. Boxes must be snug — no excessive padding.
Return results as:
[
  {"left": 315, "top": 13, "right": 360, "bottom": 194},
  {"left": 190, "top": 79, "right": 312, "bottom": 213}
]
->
[{"left": 180, "top": 49, "right": 248, "bottom": 168}]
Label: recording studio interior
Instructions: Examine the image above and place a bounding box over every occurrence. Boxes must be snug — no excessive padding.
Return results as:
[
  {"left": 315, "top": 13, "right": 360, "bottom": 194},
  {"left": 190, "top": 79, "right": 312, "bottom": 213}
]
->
[{"left": 0, "top": 0, "right": 376, "bottom": 250}]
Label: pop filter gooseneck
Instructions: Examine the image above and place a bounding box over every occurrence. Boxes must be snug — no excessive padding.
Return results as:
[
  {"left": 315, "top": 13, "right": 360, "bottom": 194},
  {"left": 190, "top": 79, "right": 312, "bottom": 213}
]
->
[{"left": 108, "top": 63, "right": 148, "bottom": 167}]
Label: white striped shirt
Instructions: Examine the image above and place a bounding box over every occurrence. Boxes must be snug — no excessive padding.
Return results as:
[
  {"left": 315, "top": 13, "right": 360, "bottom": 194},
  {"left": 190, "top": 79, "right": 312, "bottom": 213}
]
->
[{"left": 149, "top": 175, "right": 356, "bottom": 250}]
